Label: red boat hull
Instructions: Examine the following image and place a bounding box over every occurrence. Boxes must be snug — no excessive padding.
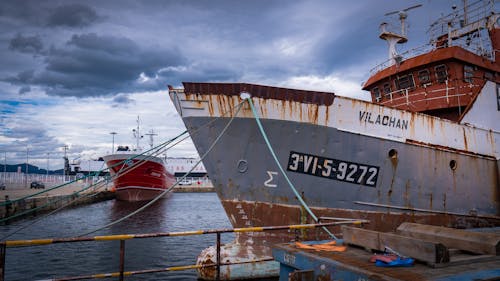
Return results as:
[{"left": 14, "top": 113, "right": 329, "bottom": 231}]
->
[{"left": 103, "top": 154, "right": 176, "bottom": 202}]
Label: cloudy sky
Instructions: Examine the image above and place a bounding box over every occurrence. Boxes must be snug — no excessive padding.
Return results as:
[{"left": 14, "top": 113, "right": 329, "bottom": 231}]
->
[{"left": 0, "top": 0, "right": 454, "bottom": 170}]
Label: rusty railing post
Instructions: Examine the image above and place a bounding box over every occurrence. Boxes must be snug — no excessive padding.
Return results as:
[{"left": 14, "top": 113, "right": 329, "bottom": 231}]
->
[
  {"left": 216, "top": 232, "right": 221, "bottom": 281},
  {"left": 119, "top": 240, "right": 125, "bottom": 281},
  {"left": 0, "top": 243, "right": 5, "bottom": 281}
]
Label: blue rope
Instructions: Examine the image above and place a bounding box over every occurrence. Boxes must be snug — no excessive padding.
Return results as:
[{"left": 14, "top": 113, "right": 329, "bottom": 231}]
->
[{"left": 246, "top": 96, "right": 338, "bottom": 241}]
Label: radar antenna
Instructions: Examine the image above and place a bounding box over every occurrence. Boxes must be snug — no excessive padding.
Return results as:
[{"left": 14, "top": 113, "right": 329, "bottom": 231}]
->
[{"left": 380, "top": 4, "right": 422, "bottom": 65}]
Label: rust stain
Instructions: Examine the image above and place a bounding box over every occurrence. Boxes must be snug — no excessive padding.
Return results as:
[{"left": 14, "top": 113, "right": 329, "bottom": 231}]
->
[
  {"left": 259, "top": 99, "right": 268, "bottom": 118},
  {"left": 227, "top": 95, "right": 236, "bottom": 116},
  {"left": 307, "top": 104, "right": 319, "bottom": 125},
  {"left": 462, "top": 127, "right": 468, "bottom": 151},
  {"left": 299, "top": 102, "right": 303, "bottom": 122},
  {"left": 183, "top": 82, "right": 335, "bottom": 106},
  {"left": 220, "top": 199, "right": 500, "bottom": 260},
  {"left": 283, "top": 99, "right": 289, "bottom": 121},
  {"left": 207, "top": 95, "right": 215, "bottom": 116},
  {"left": 404, "top": 180, "right": 410, "bottom": 205}
]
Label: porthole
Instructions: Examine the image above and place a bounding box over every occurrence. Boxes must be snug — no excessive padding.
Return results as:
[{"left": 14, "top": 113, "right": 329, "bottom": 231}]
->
[
  {"left": 388, "top": 149, "right": 398, "bottom": 159},
  {"left": 449, "top": 160, "right": 457, "bottom": 170},
  {"left": 237, "top": 159, "right": 248, "bottom": 173}
]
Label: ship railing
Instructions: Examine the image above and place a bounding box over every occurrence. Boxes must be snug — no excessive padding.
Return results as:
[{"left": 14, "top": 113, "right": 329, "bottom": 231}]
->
[
  {"left": 368, "top": 43, "right": 434, "bottom": 76},
  {"left": 368, "top": 0, "right": 497, "bottom": 78},
  {"left": 0, "top": 173, "right": 107, "bottom": 189},
  {"left": 0, "top": 219, "right": 368, "bottom": 281}
]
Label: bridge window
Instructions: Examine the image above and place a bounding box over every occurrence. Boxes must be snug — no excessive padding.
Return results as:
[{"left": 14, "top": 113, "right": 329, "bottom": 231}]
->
[
  {"left": 418, "top": 69, "right": 431, "bottom": 85},
  {"left": 396, "top": 74, "right": 415, "bottom": 90},
  {"left": 383, "top": 83, "right": 392, "bottom": 98},
  {"left": 464, "top": 65, "right": 474, "bottom": 83},
  {"left": 372, "top": 87, "right": 381, "bottom": 101},
  {"left": 435, "top": 64, "right": 448, "bottom": 83}
]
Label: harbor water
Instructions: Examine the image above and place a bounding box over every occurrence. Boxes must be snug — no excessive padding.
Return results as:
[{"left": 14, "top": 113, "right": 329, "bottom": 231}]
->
[{"left": 0, "top": 193, "right": 236, "bottom": 280}]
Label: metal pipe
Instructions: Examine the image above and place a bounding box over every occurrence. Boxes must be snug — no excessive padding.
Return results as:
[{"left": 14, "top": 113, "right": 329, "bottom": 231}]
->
[
  {"left": 216, "top": 233, "right": 221, "bottom": 281},
  {"left": 119, "top": 240, "right": 125, "bottom": 281},
  {"left": 2, "top": 220, "right": 369, "bottom": 248}
]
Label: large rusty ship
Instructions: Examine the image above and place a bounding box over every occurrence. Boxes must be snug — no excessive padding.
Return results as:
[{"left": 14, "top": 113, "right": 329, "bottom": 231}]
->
[{"left": 169, "top": 1, "right": 499, "bottom": 279}]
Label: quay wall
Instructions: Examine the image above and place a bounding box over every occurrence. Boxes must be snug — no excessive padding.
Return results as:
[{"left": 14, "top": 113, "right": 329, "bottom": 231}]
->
[
  {"left": 0, "top": 182, "right": 115, "bottom": 222},
  {"left": 173, "top": 186, "right": 215, "bottom": 192},
  {"left": 0, "top": 181, "right": 215, "bottom": 222}
]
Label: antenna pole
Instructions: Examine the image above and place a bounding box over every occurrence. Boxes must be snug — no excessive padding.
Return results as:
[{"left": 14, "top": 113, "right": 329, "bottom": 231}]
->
[
  {"left": 136, "top": 116, "right": 140, "bottom": 151},
  {"left": 463, "top": 0, "right": 468, "bottom": 26},
  {"left": 110, "top": 132, "right": 117, "bottom": 153},
  {"left": 145, "top": 129, "right": 158, "bottom": 149}
]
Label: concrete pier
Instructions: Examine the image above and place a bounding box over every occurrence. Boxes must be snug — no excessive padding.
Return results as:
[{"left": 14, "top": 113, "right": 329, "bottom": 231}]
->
[{"left": 0, "top": 182, "right": 115, "bottom": 222}]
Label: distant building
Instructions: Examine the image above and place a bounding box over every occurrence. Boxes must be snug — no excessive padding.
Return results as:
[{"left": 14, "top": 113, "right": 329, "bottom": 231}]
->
[
  {"left": 165, "top": 157, "right": 207, "bottom": 178},
  {"left": 69, "top": 157, "right": 208, "bottom": 178},
  {"left": 69, "top": 159, "right": 109, "bottom": 176}
]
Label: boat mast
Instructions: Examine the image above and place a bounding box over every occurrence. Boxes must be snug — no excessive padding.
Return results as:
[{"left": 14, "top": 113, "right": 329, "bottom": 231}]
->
[
  {"left": 132, "top": 116, "right": 143, "bottom": 152},
  {"left": 145, "top": 129, "right": 157, "bottom": 149}
]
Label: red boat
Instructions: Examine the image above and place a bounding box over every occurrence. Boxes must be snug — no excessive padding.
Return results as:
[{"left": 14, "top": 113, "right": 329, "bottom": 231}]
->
[
  {"left": 104, "top": 117, "right": 176, "bottom": 201},
  {"left": 103, "top": 150, "right": 176, "bottom": 201}
]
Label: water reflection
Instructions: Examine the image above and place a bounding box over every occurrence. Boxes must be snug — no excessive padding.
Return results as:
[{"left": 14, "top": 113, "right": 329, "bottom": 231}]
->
[{"left": 1, "top": 193, "right": 233, "bottom": 280}]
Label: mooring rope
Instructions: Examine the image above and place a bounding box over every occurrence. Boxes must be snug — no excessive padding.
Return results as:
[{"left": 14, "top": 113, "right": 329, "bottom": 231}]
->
[
  {"left": 0, "top": 131, "right": 188, "bottom": 208},
  {"left": 244, "top": 95, "right": 338, "bottom": 241},
  {"left": 77, "top": 100, "right": 246, "bottom": 237},
  {"left": 0, "top": 131, "right": 188, "bottom": 234}
]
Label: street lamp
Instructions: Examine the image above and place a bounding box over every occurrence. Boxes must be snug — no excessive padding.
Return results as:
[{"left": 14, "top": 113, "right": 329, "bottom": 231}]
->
[
  {"left": 62, "top": 145, "right": 68, "bottom": 182},
  {"left": 26, "top": 146, "right": 29, "bottom": 188},
  {"left": 110, "top": 132, "right": 117, "bottom": 154},
  {"left": 46, "top": 152, "right": 50, "bottom": 176},
  {"left": 3, "top": 152, "right": 6, "bottom": 184}
]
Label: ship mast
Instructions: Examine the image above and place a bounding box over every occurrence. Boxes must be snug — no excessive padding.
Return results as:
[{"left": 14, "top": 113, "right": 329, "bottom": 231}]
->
[
  {"left": 145, "top": 129, "right": 157, "bottom": 149},
  {"left": 380, "top": 4, "right": 422, "bottom": 65},
  {"left": 132, "top": 116, "right": 143, "bottom": 152}
]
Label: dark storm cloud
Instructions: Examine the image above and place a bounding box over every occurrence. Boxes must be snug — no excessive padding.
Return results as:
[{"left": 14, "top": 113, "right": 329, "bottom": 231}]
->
[
  {"left": 9, "top": 34, "right": 44, "bottom": 54},
  {"left": 47, "top": 4, "right": 100, "bottom": 27},
  {"left": 112, "top": 94, "right": 135, "bottom": 105},
  {"left": 4, "top": 33, "right": 188, "bottom": 97},
  {"left": 19, "top": 86, "right": 31, "bottom": 94}
]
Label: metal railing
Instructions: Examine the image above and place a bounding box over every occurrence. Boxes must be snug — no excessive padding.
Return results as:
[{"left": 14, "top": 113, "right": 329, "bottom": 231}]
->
[
  {"left": 0, "top": 219, "right": 368, "bottom": 281},
  {"left": 0, "top": 172, "right": 106, "bottom": 186}
]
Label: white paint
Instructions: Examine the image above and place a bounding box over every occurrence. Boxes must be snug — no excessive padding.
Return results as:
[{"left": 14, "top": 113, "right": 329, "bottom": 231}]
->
[
  {"left": 461, "top": 82, "right": 500, "bottom": 132},
  {"left": 169, "top": 83, "right": 499, "bottom": 159}
]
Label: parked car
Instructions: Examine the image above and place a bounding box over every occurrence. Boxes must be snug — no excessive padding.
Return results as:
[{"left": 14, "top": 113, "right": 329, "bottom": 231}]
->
[
  {"left": 178, "top": 179, "right": 193, "bottom": 186},
  {"left": 30, "top": 181, "right": 45, "bottom": 189},
  {"left": 0, "top": 182, "right": 5, "bottom": 190}
]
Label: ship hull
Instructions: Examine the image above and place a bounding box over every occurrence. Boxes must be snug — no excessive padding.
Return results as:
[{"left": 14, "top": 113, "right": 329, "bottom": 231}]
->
[
  {"left": 184, "top": 116, "right": 499, "bottom": 231},
  {"left": 103, "top": 154, "right": 175, "bottom": 202},
  {"left": 169, "top": 82, "right": 499, "bottom": 280}
]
